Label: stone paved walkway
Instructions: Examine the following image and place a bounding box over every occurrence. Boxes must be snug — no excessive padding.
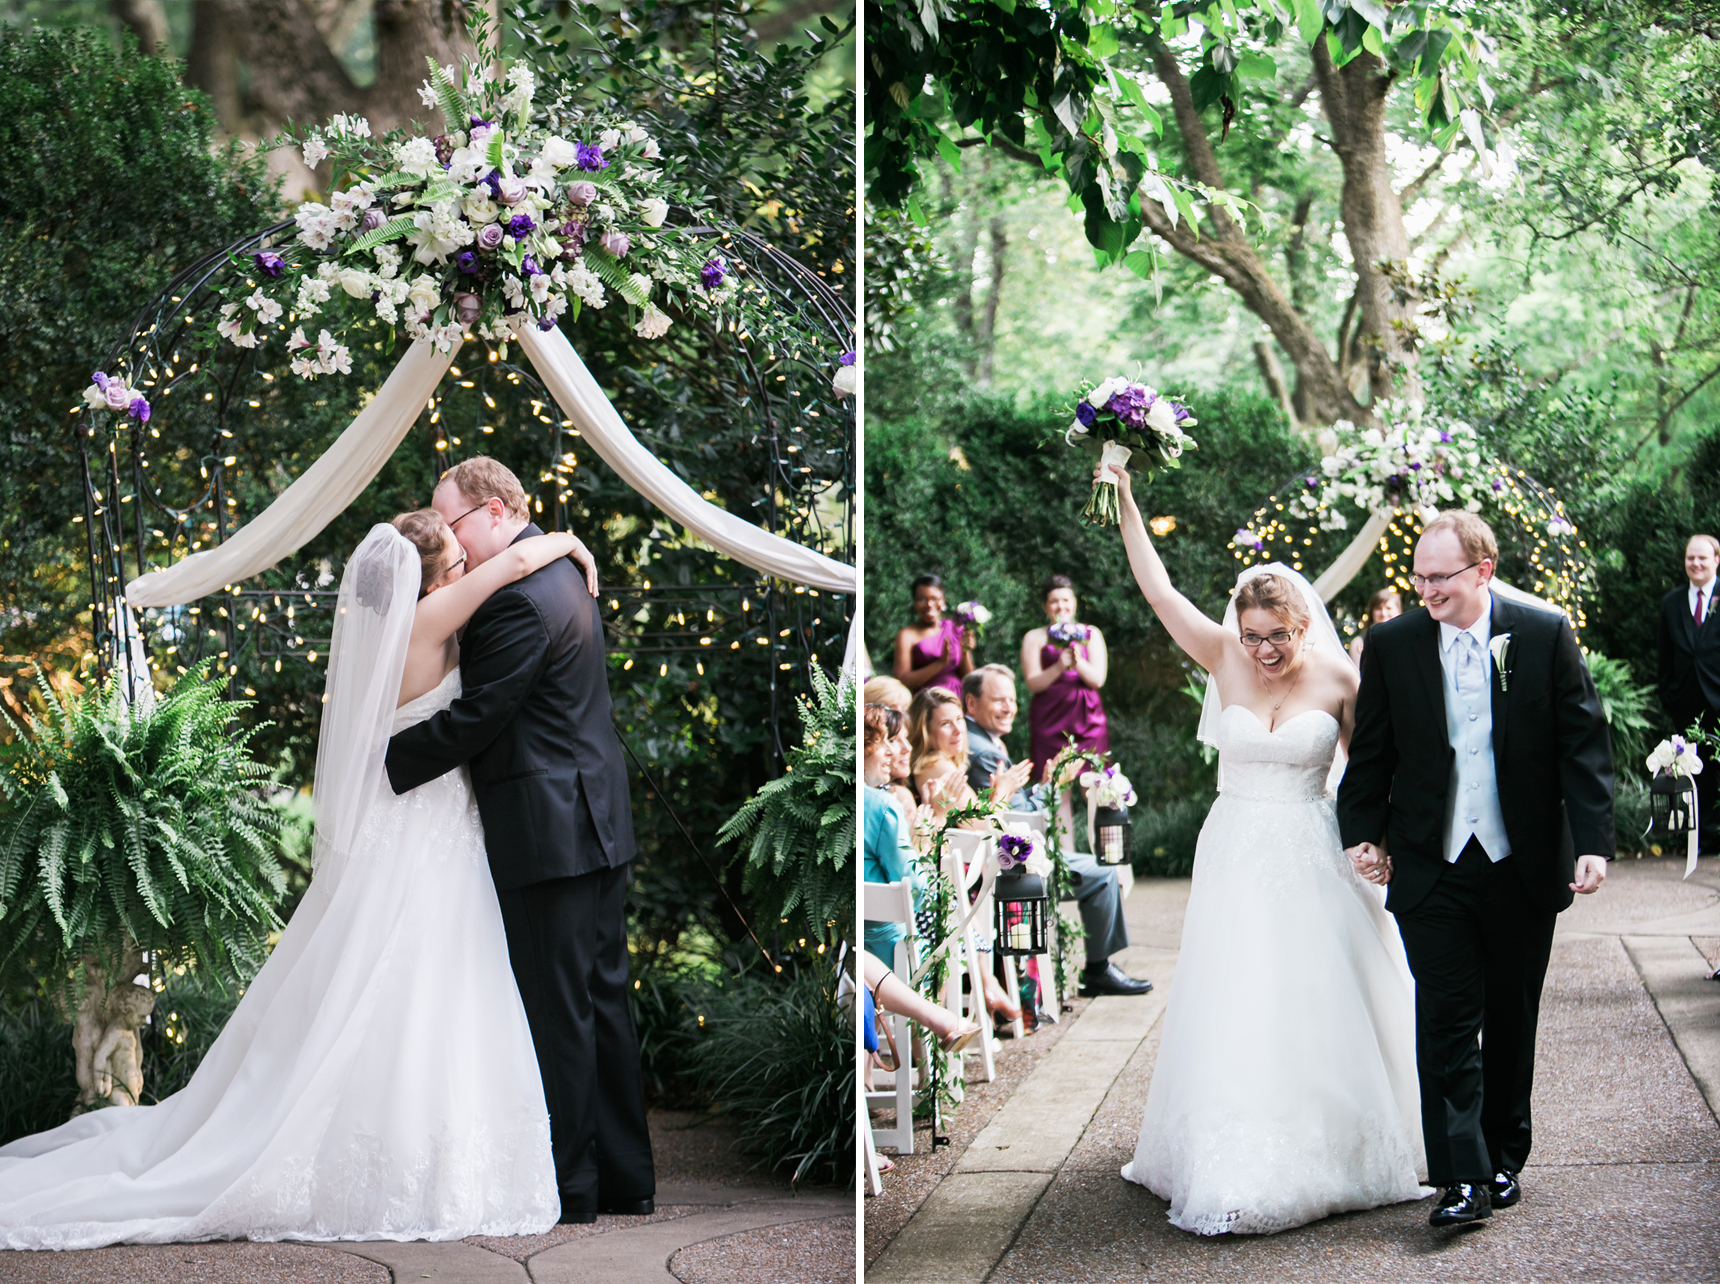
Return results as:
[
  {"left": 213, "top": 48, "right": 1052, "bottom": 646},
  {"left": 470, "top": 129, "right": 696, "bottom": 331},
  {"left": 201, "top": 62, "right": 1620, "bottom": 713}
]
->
[
  {"left": 0, "top": 1110, "right": 856, "bottom": 1284},
  {"left": 866, "top": 857, "right": 1720, "bottom": 1282}
]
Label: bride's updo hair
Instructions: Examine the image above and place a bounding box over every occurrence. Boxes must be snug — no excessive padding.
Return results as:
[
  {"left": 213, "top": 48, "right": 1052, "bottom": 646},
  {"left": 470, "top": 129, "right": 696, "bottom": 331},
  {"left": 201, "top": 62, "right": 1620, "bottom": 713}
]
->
[
  {"left": 1234, "top": 572, "right": 1311, "bottom": 633},
  {"left": 392, "top": 509, "right": 458, "bottom": 598}
]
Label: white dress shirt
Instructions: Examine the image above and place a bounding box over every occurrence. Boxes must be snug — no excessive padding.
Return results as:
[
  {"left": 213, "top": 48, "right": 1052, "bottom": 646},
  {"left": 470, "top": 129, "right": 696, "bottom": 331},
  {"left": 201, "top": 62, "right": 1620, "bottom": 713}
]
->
[
  {"left": 1691, "top": 578, "right": 1715, "bottom": 626},
  {"left": 1438, "top": 593, "right": 1511, "bottom": 865}
]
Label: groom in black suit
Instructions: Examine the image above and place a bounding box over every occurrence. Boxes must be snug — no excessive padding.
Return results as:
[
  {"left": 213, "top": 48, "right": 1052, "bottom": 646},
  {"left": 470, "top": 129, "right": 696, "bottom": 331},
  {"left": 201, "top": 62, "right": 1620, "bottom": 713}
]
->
[
  {"left": 1337, "top": 510, "right": 1613, "bottom": 1227},
  {"left": 385, "top": 457, "right": 652, "bottom": 1225}
]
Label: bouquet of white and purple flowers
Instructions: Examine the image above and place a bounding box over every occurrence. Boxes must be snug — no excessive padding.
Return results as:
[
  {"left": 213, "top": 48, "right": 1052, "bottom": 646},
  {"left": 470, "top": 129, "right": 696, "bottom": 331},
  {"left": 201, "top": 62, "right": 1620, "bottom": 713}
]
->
[
  {"left": 995, "top": 820, "right": 1052, "bottom": 877},
  {"left": 209, "top": 54, "right": 741, "bottom": 373},
  {"left": 1291, "top": 403, "right": 1488, "bottom": 530},
  {"left": 1047, "top": 621, "right": 1091, "bottom": 650},
  {"left": 1647, "top": 735, "right": 1704, "bottom": 779},
  {"left": 1060, "top": 377, "right": 1198, "bottom": 526},
  {"left": 1079, "top": 762, "right": 1139, "bottom": 811},
  {"left": 953, "top": 600, "right": 991, "bottom": 639}
]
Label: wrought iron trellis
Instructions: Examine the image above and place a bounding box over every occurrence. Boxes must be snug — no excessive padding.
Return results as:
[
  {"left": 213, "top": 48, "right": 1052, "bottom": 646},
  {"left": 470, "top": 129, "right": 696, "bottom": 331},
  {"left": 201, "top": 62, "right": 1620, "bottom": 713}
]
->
[{"left": 76, "top": 215, "right": 853, "bottom": 757}]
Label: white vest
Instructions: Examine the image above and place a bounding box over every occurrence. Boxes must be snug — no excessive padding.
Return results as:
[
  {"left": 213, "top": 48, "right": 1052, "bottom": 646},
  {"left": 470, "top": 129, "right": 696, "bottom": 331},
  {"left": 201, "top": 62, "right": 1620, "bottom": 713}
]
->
[{"left": 1438, "top": 595, "right": 1512, "bottom": 864}]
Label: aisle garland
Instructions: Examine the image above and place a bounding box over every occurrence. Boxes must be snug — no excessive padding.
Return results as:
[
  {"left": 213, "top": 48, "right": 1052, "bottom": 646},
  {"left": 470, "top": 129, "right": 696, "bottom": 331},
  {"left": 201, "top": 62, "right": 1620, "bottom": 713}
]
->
[{"left": 1039, "top": 743, "right": 1105, "bottom": 1007}]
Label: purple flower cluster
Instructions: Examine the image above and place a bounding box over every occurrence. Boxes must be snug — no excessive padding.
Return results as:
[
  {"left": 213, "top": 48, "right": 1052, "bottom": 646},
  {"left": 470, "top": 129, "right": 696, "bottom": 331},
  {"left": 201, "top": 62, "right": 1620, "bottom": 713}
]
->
[
  {"left": 997, "top": 832, "right": 1035, "bottom": 871},
  {"left": 1075, "top": 400, "right": 1098, "bottom": 427},
  {"left": 1106, "top": 382, "right": 1153, "bottom": 430},
  {"left": 1048, "top": 621, "right": 1091, "bottom": 647},
  {"left": 575, "top": 142, "right": 607, "bottom": 171},
  {"left": 839, "top": 349, "right": 857, "bottom": 367},
  {"left": 1235, "top": 527, "right": 1265, "bottom": 552},
  {"left": 91, "top": 372, "right": 149, "bottom": 422},
  {"left": 509, "top": 212, "right": 536, "bottom": 238},
  {"left": 252, "top": 250, "right": 285, "bottom": 279},
  {"left": 700, "top": 257, "right": 727, "bottom": 290},
  {"left": 457, "top": 250, "right": 480, "bottom": 275}
]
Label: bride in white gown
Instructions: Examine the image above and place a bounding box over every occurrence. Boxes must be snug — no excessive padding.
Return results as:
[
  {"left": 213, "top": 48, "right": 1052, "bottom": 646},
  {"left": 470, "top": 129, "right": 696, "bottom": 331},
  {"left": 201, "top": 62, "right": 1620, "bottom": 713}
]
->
[
  {"left": 0, "top": 519, "right": 595, "bottom": 1249},
  {"left": 1101, "top": 463, "right": 1428, "bottom": 1235}
]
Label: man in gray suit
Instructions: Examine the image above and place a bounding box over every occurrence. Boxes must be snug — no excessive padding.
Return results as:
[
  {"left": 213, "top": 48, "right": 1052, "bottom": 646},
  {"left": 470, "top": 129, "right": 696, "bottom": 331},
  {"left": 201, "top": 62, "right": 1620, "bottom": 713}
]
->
[{"left": 963, "top": 664, "right": 1150, "bottom": 997}]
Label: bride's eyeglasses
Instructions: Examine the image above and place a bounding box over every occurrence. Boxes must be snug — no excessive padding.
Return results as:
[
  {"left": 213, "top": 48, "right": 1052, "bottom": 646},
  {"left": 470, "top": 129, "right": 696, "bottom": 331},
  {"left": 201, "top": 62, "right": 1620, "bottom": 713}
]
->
[{"left": 1240, "top": 630, "right": 1296, "bottom": 648}]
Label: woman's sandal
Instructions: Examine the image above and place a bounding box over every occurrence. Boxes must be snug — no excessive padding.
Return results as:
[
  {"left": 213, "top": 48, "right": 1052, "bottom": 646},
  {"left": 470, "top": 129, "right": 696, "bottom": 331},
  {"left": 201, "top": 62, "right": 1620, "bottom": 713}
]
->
[{"left": 939, "top": 1022, "right": 984, "bottom": 1055}]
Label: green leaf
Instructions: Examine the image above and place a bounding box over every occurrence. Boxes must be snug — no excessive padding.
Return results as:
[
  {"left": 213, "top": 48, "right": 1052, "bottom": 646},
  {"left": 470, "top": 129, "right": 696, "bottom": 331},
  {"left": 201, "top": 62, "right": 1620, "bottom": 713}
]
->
[
  {"left": 343, "top": 215, "right": 417, "bottom": 256},
  {"left": 1122, "top": 247, "right": 1156, "bottom": 279},
  {"left": 1294, "top": 0, "right": 1323, "bottom": 42},
  {"left": 1236, "top": 51, "right": 1278, "bottom": 79},
  {"left": 426, "top": 56, "right": 470, "bottom": 132},
  {"left": 1090, "top": 24, "right": 1119, "bottom": 57}
]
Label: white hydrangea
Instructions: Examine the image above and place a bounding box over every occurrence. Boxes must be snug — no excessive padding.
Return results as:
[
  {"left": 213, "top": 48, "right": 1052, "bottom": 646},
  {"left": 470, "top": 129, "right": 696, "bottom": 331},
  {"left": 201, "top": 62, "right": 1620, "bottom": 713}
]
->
[
  {"left": 501, "top": 63, "right": 535, "bottom": 117},
  {"left": 564, "top": 264, "right": 605, "bottom": 308},
  {"left": 294, "top": 275, "right": 332, "bottom": 315},
  {"left": 294, "top": 201, "right": 338, "bottom": 251},
  {"left": 372, "top": 243, "right": 403, "bottom": 280},
  {"left": 395, "top": 135, "right": 440, "bottom": 176},
  {"left": 633, "top": 303, "right": 671, "bottom": 339}
]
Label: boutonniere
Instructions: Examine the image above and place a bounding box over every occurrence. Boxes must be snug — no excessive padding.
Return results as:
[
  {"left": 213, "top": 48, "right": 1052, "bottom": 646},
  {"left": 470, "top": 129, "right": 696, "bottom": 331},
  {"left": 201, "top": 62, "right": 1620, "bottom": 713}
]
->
[{"left": 1488, "top": 632, "right": 1514, "bottom": 692}]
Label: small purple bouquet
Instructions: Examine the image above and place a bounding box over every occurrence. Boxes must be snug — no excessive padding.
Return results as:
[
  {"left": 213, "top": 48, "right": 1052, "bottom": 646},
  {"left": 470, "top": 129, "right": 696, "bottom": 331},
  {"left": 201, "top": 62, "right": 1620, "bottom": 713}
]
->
[
  {"left": 996, "top": 821, "right": 1051, "bottom": 876},
  {"left": 1047, "top": 621, "right": 1091, "bottom": 650},
  {"left": 1058, "top": 376, "right": 1198, "bottom": 526},
  {"left": 952, "top": 600, "right": 991, "bottom": 639}
]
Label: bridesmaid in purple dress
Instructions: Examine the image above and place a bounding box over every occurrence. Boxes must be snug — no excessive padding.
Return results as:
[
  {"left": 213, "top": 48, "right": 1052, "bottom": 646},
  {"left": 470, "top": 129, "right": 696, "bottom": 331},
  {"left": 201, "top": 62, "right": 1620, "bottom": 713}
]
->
[
  {"left": 1022, "top": 574, "right": 1110, "bottom": 782},
  {"left": 893, "top": 573, "right": 973, "bottom": 695}
]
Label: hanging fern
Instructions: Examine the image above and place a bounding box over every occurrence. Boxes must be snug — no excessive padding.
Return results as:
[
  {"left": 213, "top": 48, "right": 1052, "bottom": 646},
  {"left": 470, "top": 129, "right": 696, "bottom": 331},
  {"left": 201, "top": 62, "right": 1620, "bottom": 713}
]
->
[
  {"left": 717, "top": 667, "right": 854, "bottom": 948},
  {"left": 0, "top": 661, "right": 287, "bottom": 996}
]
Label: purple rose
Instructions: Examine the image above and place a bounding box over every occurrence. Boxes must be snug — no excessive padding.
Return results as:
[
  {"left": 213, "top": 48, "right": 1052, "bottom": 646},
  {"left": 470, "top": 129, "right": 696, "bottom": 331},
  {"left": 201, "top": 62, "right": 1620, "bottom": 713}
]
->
[
  {"left": 453, "top": 293, "right": 483, "bottom": 325},
  {"left": 128, "top": 396, "right": 150, "bottom": 423},
  {"left": 522, "top": 256, "right": 540, "bottom": 278},
  {"left": 457, "top": 250, "right": 480, "bottom": 274},
  {"left": 575, "top": 142, "right": 606, "bottom": 171},
  {"left": 600, "top": 230, "right": 630, "bottom": 258},
  {"left": 361, "top": 209, "right": 386, "bottom": 232},
  {"left": 496, "top": 176, "right": 528, "bottom": 207},
  {"left": 1075, "top": 401, "right": 1097, "bottom": 427},
  {"left": 565, "top": 181, "right": 597, "bottom": 206},
  {"left": 484, "top": 171, "right": 502, "bottom": 196},
  {"left": 104, "top": 382, "right": 131, "bottom": 411},
  {"left": 91, "top": 371, "right": 109, "bottom": 390},
  {"left": 537, "top": 317, "right": 557, "bottom": 331},
  {"left": 839, "top": 350, "right": 857, "bottom": 366},
  {"left": 477, "top": 222, "right": 505, "bottom": 251},
  {"left": 469, "top": 116, "right": 494, "bottom": 132},
  {"left": 997, "top": 832, "right": 1034, "bottom": 870},
  {"left": 252, "top": 250, "right": 285, "bottom": 278},
  {"left": 700, "top": 257, "right": 726, "bottom": 289},
  {"left": 509, "top": 212, "right": 537, "bottom": 238}
]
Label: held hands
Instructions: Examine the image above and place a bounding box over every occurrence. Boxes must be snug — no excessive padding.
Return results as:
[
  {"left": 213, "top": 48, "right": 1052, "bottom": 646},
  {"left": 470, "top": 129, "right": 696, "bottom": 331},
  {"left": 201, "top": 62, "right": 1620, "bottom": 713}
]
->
[
  {"left": 1346, "top": 841, "right": 1392, "bottom": 886},
  {"left": 1571, "top": 854, "right": 1607, "bottom": 895}
]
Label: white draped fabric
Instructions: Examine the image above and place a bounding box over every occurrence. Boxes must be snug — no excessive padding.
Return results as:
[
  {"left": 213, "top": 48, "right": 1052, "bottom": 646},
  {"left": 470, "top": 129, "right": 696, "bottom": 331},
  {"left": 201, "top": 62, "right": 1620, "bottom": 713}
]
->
[
  {"left": 126, "top": 340, "right": 459, "bottom": 607},
  {"left": 1309, "top": 508, "right": 1560, "bottom": 615},
  {"left": 124, "top": 328, "right": 854, "bottom": 610}
]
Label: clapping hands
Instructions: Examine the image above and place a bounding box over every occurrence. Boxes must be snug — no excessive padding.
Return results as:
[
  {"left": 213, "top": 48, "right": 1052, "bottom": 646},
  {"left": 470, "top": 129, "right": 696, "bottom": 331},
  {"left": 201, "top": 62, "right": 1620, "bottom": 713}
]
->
[{"left": 989, "top": 759, "right": 1034, "bottom": 806}]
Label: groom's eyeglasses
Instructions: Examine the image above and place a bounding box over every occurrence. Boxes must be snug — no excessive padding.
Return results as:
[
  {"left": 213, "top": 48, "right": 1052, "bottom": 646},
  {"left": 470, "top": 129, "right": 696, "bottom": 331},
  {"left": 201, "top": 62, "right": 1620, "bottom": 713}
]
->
[
  {"left": 1410, "top": 560, "right": 1484, "bottom": 590},
  {"left": 447, "top": 499, "right": 497, "bottom": 530},
  {"left": 1240, "top": 631, "right": 1295, "bottom": 648}
]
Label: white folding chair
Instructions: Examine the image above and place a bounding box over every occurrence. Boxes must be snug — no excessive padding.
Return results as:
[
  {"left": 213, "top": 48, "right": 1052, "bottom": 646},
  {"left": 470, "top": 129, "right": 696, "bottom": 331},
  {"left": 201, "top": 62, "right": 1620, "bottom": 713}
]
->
[
  {"left": 940, "top": 829, "right": 1001, "bottom": 1079},
  {"left": 861, "top": 879, "right": 918, "bottom": 1156}
]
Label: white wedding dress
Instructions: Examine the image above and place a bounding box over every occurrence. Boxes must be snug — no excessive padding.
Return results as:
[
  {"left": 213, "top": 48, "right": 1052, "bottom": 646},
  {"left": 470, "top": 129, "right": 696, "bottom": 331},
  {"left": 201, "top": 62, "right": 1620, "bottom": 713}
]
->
[
  {"left": 0, "top": 530, "right": 557, "bottom": 1249},
  {"left": 1121, "top": 704, "right": 1428, "bottom": 1235}
]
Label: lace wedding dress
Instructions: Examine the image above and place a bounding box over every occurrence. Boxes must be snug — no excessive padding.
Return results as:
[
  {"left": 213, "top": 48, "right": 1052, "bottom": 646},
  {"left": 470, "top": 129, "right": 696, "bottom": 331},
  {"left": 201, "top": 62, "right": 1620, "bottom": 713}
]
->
[
  {"left": 0, "top": 533, "right": 558, "bottom": 1249},
  {"left": 1121, "top": 705, "right": 1428, "bottom": 1235}
]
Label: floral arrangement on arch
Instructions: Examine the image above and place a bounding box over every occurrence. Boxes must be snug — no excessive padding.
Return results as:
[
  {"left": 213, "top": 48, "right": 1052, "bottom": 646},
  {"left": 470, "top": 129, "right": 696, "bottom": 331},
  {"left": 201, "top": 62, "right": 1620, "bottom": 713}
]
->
[
  {"left": 209, "top": 56, "right": 740, "bottom": 376},
  {"left": 1290, "top": 402, "right": 1490, "bottom": 532}
]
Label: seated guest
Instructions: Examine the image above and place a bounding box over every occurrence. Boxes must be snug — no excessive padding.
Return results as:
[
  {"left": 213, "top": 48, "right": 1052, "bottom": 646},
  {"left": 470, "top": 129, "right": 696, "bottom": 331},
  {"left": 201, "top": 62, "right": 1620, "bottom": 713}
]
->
[
  {"left": 864, "top": 705, "right": 922, "bottom": 967},
  {"left": 877, "top": 706, "right": 920, "bottom": 838},
  {"left": 1347, "top": 587, "right": 1402, "bottom": 665},
  {"left": 907, "top": 685, "right": 1029, "bottom": 826},
  {"left": 893, "top": 574, "right": 972, "bottom": 694},
  {"left": 865, "top": 674, "right": 913, "bottom": 713},
  {"left": 962, "top": 664, "right": 1152, "bottom": 998}
]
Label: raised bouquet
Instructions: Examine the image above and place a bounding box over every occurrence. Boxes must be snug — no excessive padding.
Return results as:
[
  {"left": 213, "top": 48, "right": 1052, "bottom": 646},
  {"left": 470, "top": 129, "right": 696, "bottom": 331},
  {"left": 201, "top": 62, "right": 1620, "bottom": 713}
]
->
[
  {"left": 952, "top": 600, "right": 991, "bottom": 639},
  {"left": 1291, "top": 403, "right": 1488, "bottom": 530},
  {"left": 1059, "top": 377, "right": 1197, "bottom": 526},
  {"left": 210, "top": 55, "right": 740, "bottom": 371},
  {"left": 1047, "top": 621, "right": 1091, "bottom": 650}
]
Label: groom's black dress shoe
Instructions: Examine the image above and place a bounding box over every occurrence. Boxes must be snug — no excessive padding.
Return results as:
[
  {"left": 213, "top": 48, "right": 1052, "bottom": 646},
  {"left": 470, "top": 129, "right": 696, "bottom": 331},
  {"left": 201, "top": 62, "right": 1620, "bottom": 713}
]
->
[
  {"left": 558, "top": 1204, "right": 598, "bottom": 1225},
  {"left": 1429, "top": 1184, "right": 1492, "bottom": 1227},
  {"left": 1487, "top": 1171, "right": 1521, "bottom": 1208},
  {"left": 1079, "top": 963, "right": 1153, "bottom": 997},
  {"left": 600, "top": 1197, "right": 655, "bottom": 1216}
]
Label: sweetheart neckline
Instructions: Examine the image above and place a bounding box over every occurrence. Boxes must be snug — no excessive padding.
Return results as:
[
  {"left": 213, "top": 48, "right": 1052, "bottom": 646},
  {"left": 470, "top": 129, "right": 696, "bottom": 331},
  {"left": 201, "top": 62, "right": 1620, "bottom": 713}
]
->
[{"left": 1220, "top": 704, "right": 1339, "bottom": 736}]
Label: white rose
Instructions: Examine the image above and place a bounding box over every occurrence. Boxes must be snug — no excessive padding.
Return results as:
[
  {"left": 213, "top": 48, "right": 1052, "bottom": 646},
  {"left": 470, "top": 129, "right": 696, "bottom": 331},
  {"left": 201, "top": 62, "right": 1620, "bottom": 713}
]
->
[
  {"left": 406, "top": 275, "right": 441, "bottom": 316},
  {"left": 540, "top": 136, "right": 578, "bottom": 169},
  {"left": 1145, "top": 397, "right": 1178, "bottom": 434},
  {"left": 336, "top": 267, "right": 373, "bottom": 298},
  {"left": 463, "top": 191, "right": 501, "bottom": 225},
  {"left": 833, "top": 364, "right": 857, "bottom": 396},
  {"left": 633, "top": 303, "right": 671, "bottom": 339},
  {"left": 639, "top": 197, "right": 670, "bottom": 227}
]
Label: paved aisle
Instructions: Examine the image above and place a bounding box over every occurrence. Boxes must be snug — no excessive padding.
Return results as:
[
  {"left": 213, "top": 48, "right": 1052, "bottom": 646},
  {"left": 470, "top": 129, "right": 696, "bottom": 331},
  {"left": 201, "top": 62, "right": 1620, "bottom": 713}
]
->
[{"left": 868, "top": 859, "right": 1720, "bottom": 1283}]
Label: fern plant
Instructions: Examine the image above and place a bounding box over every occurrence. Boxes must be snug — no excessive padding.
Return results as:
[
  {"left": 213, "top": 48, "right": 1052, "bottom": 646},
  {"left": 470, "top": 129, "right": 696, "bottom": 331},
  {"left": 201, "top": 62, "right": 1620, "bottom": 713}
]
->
[
  {"left": 0, "top": 661, "right": 287, "bottom": 996},
  {"left": 717, "top": 667, "right": 855, "bottom": 950},
  {"left": 1586, "top": 652, "right": 1654, "bottom": 778}
]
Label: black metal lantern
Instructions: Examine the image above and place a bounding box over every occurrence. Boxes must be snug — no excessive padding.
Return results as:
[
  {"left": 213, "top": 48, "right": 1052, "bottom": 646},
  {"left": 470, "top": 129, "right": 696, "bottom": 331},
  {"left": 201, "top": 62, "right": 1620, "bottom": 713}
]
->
[
  {"left": 995, "top": 871, "right": 1048, "bottom": 957},
  {"left": 1650, "top": 774, "right": 1697, "bottom": 836},
  {"left": 1093, "top": 806, "right": 1133, "bottom": 867}
]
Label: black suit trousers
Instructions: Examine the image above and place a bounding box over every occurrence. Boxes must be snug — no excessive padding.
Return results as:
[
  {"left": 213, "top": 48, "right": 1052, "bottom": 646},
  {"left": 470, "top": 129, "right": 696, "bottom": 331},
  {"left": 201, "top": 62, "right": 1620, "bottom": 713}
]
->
[
  {"left": 496, "top": 863, "right": 654, "bottom": 1212},
  {"left": 1393, "top": 838, "right": 1557, "bottom": 1186}
]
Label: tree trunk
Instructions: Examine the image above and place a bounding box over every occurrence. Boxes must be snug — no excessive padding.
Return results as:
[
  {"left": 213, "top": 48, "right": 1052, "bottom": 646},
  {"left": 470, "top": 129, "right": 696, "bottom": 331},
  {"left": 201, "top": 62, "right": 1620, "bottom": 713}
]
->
[
  {"left": 1141, "top": 40, "right": 1367, "bottom": 429},
  {"left": 1310, "top": 39, "right": 1420, "bottom": 404},
  {"left": 110, "top": 0, "right": 169, "bottom": 53},
  {"left": 369, "top": 0, "right": 477, "bottom": 133},
  {"left": 184, "top": 0, "right": 242, "bottom": 130},
  {"left": 975, "top": 212, "right": 1007, "bottom": 386},
  {"left": 1253, "top": 339, "right": 1302, "bottom": 433}
]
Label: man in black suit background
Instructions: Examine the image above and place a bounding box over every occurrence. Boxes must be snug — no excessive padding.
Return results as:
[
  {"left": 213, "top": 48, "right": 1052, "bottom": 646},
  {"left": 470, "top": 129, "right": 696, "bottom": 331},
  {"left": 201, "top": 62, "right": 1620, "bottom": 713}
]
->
[
  {"left": 385, "top": 457, "right": 651, "bottom": 1225},
  {"left": 1656, "top": 534, "right": 1720, "bottom": 856},
  {"left": 1337, "top": 511, "right": 1614, "bottom": 1228}
]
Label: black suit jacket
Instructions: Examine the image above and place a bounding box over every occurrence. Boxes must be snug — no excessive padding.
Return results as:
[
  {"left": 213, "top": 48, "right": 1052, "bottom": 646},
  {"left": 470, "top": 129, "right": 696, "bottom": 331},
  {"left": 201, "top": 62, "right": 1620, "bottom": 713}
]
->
[
  {"left": 1336, "top": 596, "right": 1614, "bottom": 916},
  {"left": 964, "top": 718, "right": 1034, "bottom": 812},
  {"left": 1656, "top": 584, "right": 1720, "bottom": 726},
  {"left": 385, "top": 525, "right": 636, "bottom": 889}
]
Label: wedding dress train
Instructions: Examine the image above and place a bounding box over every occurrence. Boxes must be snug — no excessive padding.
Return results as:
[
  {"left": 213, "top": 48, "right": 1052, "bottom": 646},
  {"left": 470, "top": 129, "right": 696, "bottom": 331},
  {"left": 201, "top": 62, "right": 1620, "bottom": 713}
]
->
[
  {"left": 0, "top": 668, "right": 558, "bottom": 1248},
  {"left": 1121, "top": 705, "right": 1428, "bottom": 1235}
]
